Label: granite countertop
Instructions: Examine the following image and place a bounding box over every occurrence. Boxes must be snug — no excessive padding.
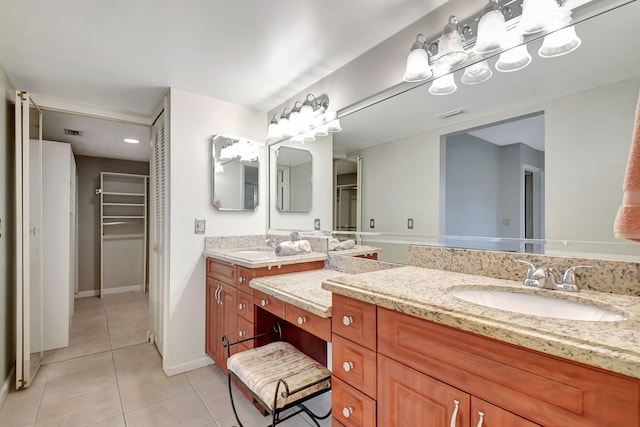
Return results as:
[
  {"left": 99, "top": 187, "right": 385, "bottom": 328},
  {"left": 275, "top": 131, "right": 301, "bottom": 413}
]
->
[
  {"left": 329, "top": 244, "right": 381, "bottom": 257},
  {"left": 250, "top": 269, "right": 349, "bottom": 318},
  {"left": 322, "top": 266, "right": 640, "bottom": 379},
  {"left": 203, "top": 248, "right": 328, "bottom": 268}
]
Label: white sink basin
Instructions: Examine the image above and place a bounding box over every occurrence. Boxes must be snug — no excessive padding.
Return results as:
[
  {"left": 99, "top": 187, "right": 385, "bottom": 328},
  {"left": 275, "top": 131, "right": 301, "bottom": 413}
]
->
[{"left": 449, "top": 288, "right": 626, "bottom": 322}]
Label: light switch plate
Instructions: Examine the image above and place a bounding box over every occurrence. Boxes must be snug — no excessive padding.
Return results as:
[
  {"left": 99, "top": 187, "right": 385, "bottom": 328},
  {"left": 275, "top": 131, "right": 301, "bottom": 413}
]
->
[
  {"left": 314, "top": 218, "right": 321, "bottom": 230},
  {"left": 407, "top": 218, "right": 414, "bottom": 229},
  {"left": 194, "top": 218, "right": 206, "bottom": 234},
  {"left": 370, "top": 218, "right": 375, "bottom": 229}
]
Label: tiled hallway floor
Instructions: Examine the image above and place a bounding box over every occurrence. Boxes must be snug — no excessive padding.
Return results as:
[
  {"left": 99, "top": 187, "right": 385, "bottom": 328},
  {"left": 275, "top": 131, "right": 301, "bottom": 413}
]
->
[{"left": 0, "top": 292, "right": 330, "bottom": 427}]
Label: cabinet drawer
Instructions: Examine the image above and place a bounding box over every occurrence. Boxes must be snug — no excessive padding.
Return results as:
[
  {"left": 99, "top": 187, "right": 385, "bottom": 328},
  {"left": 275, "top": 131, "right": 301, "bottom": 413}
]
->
[
  {"left": 254, "top": 290, "right": 284, "bottom": 318},
  {"left": 471, "top": 396, "right": 541, "bottom": 427},
  {"left": 285, "top": 304, "right": 331, "bottom": 342},
  {"left": 332, "top": 419, "right": 346, "bottom": 427},
  {"left": 332, "top": 294, "right": 376, "bottom": 350},
  {"left": 236, "top": 266, "right": 256, "bottom": 295},
  {"left": 378, "top": 307, "right": 640, "bottom": 427},
  {"left": 332, "top": 377, "right": 376, "bottom": 427},
  {"left": 236, "top": 316, "right": 254, "bottom": 348},
  {"left": 236, "top": 291, "right": 254, "bottom": 323},
  {"left": 206, "top": 258, "right": 235, "bottom": 284},
  {"left": 332, "top": 334, "right": 376, "bottom": 399}
]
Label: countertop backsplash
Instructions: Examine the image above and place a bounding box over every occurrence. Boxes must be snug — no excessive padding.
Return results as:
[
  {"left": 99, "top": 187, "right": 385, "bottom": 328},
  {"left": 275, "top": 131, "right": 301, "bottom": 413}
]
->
[{"left": 409, "top": 245, "right": 640, "bottom": 297}]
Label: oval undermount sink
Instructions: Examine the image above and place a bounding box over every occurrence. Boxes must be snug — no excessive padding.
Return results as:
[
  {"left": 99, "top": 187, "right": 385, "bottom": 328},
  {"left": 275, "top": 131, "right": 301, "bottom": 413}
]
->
[{"left": 449, "top": 288, "right": 626, "bottom": 322}]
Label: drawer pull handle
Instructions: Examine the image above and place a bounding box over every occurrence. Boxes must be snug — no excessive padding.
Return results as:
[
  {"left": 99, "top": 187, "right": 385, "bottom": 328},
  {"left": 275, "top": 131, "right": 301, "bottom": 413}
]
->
[
  {"left": 476, "top": 411, "right": 485, "bottom": 427},
  {"left": 260, "top": 299, "right": 269, "bottom": 307},
  {"left": 450, "top": 399, "right": 460, "bottom": 427},
  {"left": 238, "top": 331, "right": 247, "bottom": 337},
  {"left": 238, "top": 303, "right": 247, "bottom": 310},
  {"left": 297, "top": 316, "right": 307, "bottom": 325},
  {"left": 342, "top": 361, "right": 354, "bottom": 372},
  {"left": 342, "top": 316, "right": 354, "bottom": 326},
  {"left": 239, "top": 276, "right": 246, "bottom": 283},
  {"left": 342, "top": 407, "right": 353, "bottom": 418}
]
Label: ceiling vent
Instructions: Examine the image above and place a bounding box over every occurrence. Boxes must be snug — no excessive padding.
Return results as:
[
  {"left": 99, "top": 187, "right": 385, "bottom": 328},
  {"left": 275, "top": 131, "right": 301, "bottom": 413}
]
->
[{"left": 64, "top": 128, "right": 82, "bottom": 136}]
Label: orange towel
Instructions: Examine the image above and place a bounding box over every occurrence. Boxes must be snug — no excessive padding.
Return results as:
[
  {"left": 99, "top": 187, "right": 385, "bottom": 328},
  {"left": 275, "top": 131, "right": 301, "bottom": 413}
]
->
[{"left": 614, "top": 90, "right": 640, "bottom": 242}]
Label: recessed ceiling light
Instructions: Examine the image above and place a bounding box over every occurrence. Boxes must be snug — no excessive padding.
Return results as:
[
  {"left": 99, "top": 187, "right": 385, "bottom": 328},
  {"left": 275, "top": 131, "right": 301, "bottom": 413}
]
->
[{"left": 123, "top": 138, "right": 140, "bottom": 144}]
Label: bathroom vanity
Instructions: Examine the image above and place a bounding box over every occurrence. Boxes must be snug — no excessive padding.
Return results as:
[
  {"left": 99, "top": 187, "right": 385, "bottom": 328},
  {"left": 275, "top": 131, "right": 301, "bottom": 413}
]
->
[{"left": 323, "top": 266, "right": 640, "bottom": 427}]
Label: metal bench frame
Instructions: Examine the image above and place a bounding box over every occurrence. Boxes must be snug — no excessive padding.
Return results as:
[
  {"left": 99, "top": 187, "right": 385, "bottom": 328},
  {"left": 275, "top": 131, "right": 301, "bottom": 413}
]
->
[{"left": 222, "top": 323, "right": 332, "bottom": 427}]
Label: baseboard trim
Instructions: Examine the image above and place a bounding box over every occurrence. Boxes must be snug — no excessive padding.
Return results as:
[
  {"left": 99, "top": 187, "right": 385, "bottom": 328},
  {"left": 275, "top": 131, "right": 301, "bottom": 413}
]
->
[
  {"left": 0, "top": 366, "right": 15, "bottom": 409},
  {"left": 163, "top": 356, "right": 213, "bottom": 377},
  {"left": 75, "top": 290, "right": 99, "bottom": 299},
  {"left": 75, "top": 284, "right": 144, "bottom": 299},
  {"left": 102, "top": 284, "right": 144, "bottom": 295}
]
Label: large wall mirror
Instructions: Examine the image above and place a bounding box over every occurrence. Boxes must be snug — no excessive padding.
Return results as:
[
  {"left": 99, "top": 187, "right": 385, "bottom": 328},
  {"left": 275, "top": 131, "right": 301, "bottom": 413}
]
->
[
  {"left": 328, "top": 0, "right": 640, "bottom": 262},
  {"left": 275, "top": 146, "right": 313, "bottom": 213},
  {"left": 212, "top": 135, "right": 260, "bottom": 211}
]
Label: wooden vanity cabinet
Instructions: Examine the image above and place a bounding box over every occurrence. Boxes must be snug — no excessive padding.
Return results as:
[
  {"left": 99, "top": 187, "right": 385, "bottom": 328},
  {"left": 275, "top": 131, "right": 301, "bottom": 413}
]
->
[{"left": 330, "top": 294, "right": 640, "bottom": 427}]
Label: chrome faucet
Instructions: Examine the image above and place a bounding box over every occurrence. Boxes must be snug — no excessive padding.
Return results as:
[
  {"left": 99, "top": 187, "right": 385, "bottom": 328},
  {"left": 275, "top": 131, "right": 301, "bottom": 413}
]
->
[
  {"left": 265, "top": 238, "right": 280, "bottom": 249},
  {"left": 515, "top": 260, "right": 591, "bottom": 292}
]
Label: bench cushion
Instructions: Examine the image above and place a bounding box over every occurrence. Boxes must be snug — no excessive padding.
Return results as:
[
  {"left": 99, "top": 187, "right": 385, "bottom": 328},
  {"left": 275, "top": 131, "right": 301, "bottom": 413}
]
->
[{"left": 227, "top": 341, "right": 331, "bottom": 410}]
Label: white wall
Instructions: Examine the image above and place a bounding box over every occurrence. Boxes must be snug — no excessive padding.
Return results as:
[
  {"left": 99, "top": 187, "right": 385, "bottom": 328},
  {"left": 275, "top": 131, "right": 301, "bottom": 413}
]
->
[
  {"left": 290, "top": 162, "right": 312, "bottom": 212},
  {"left": 353, "top": 79, "right": 639, "bottom": 249},
  {"left": 165, "top": 88, "right": 265, "bottom": 375},
  {"left": 0, "top": 63, "right": 15, "bottom": 391},
  {"left": 269, "top": 135, "right": 333, "bottom": 232}
]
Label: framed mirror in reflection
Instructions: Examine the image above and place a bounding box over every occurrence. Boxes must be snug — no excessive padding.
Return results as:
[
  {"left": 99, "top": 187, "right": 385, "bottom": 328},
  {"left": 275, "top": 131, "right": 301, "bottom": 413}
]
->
[
  {"left": 275, "top": 146, "right": 313, "bottom": 213},
  {"left": 326, "top": 1, "right": 640, "bottom": 262},
  {"left": 211, "top": 135, "right": 260, "bottom": 211}
]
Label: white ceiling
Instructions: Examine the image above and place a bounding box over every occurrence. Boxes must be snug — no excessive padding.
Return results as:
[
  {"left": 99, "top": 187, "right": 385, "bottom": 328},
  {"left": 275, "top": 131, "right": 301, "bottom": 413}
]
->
[{"left": 0, "top": 0, "right": 447, "bottom": 115}]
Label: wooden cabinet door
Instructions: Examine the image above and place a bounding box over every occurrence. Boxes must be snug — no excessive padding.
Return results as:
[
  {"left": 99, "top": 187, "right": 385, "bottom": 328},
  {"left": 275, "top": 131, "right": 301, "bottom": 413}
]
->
[
  {"left": 205, "top": 278, "right": 217, "bottom": 361},
  {"left": 471, "top": 397, "right": 541, "bottom": 427},
  {"left": 378, "top": 354, "right": 470, "bottom": 427},
  {"left": 217, "top": 282, "right": 237, "bottom": 375}
]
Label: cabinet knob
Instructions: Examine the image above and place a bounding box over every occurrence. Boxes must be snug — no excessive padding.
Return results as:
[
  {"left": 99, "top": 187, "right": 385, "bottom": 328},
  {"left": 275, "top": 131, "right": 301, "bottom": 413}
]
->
[
  {"left": 342, "top": 361, "right": 354, "bottom": 372},
  {"left": 342, "top": 407, "right": 353, "bottom": 418},
  {"left": 238, "top": 303, "right": 246, "bottom": 310},
  {"left": 342, "top": 316, "right": 354, "bottom": 326},
  {"left": 476, "top": 410, "right": 485, "bottom": 427},
  {"left": 297, "top": 316, "right": 307, "bottom": 325},
  {"left": 239, "top": 276, "right": 246, "bottom": 283},
  {"left": 238, "top": 331, "right": 247, "bottom": 337},
  {"left": 261, "top": 299, "right": 269, "bottom": 307}
]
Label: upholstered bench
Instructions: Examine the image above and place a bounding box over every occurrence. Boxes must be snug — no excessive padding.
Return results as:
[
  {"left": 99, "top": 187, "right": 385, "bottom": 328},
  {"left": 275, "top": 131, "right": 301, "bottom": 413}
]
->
[{"left": 223, "top": 325, "right": 332, "bottom": 427}]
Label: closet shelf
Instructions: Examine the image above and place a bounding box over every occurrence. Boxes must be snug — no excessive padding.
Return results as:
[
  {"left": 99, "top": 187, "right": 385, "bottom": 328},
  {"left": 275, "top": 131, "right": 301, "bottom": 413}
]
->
[
  {"left": 103, "top": 203, "right": 145, "bottom": 207},
  {"left": 102, "top": 191, "right": 145, "bottom": 197},
  {"left": 103, "top": 215, "right": 145, "bottom": 219}
]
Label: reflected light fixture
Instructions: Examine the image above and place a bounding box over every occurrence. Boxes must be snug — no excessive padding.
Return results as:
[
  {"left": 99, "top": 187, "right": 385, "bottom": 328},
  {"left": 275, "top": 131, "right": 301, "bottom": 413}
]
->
[
  {"left": 474, "top": 0, "right": 507, "bottom": 55},
  {"left": 461, "top": 59, "right": 492, "bottom": 85},
  {"left": 496, "top": 34, "right": 532, "bottom": 72},
  {"left": 518, "top": 0, "right": 564, "bottom": 35},
  {"left": 436, "top": 16, "right": 468, "bottom": 67},
  {"left": 123, "top": 138, "right": 139, "bottom": 144},
  {"left": 539, "top": 23, "right": 582, "bottom": 58},
  {"left": 429, "top": 66, "right": 457, "bottom": 95},
  {"left": 266, "top": 94, "right": 337, "bottom": 143},
  {"left": 403, "top": 34, "right": 432, "bottom": 82}
]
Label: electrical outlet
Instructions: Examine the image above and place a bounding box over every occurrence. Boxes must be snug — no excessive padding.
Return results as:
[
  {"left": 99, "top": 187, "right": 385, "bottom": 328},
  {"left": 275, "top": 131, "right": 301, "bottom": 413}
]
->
[
  {"left": 502, "top": 218, "right": 511, "bottom": 226},
  {"left": 314, "top": 218, "right": 321, "bottom": 230},
  {"left": 194, "top": 218, "right": 206, "bottom": 234},
  {"left": 370, "top": 218, "right": 375, "bottom": 229},
  {"left": 407, "top": 218, "right": 414, "bottom": 229}
]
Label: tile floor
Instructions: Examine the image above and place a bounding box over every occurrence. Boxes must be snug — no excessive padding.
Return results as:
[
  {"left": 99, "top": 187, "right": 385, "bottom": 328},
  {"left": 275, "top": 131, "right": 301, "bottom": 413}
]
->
[{"left": 0, "top": 292, "right": 331, "bottom": 427}]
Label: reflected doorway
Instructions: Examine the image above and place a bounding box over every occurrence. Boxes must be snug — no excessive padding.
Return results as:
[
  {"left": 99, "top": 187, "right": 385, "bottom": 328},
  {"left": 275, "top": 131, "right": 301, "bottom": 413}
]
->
[{"left": 333, "top": 156, "right": 362, "bottom": 233}]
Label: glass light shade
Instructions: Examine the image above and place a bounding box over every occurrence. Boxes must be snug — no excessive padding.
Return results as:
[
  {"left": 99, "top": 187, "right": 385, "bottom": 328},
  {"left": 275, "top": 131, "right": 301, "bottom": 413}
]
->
[
  {"left": 300, "top": 101, "right": 315, "bottom": 122},
  {"left": 279, "top": 116, "right": 292, "bottom": 138},
  {"left": 313, "top": 115, "right": 329, "bottom": 137},
  {"left": 403, "top": 48, "right": 432, "bottom": 82},
  {"left": 429, "top": 73, "right": 457, "bottom": 95},
  {"left": 436, "top": 16, "right": 467, "bottom": 67},
  {"left": 538, "top": 25, "right": 582, "bottom": 58},
  {"left": 303, "top": 130, "right": 316, "bottom": 142},
  {"left": 461, "top": 60, "right": 492, "bottom": 85},
  {"left": 496, "top": 43, "right": 532, "bottom": 72},
  {"left": 474, "top": 4, "right": 507, "bottom": 55},
  {"left": 328, "top": 119, "right": 342, "bottom": 133},
  {"left": 214, "top": 162, "right": 224, "bottom": 174},
  {"left": 518, "top": 0, "right": 563, "bottom": 35},
  {"left": 266, "top": 121, "right": 281, "bottom": 141},
  {"left": 288, "top": 109, "right": 302, "bottom": 134}
]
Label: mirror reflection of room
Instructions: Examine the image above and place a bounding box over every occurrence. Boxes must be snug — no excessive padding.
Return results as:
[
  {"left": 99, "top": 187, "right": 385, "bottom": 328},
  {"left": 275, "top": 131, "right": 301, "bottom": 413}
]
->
[
  {"left": 275, "top": 146, "right": 313, "bottom": 213},
  {"left": 212, "top": 135, "right": 260, "bottom": 211}
]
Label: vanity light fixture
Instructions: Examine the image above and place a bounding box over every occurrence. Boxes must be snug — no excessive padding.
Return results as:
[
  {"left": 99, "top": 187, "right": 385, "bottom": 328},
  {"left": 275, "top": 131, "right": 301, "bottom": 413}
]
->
[
  {"left": 123, "top": 138, "right": 140, "bottom": 144},
  {"left": 267, "top": 94, "right": 339, "bottom": 143},
  {"left": 219, "top": 138, "right": 260, "bottom": 162},
  {"left": 402, "top": 0, "right": 582, "bottom": 95}
]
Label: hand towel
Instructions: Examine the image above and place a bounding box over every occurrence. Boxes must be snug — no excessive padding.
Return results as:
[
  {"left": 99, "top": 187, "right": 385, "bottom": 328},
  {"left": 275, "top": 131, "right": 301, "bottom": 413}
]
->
[
  {"left": 275, "top": 240, "right": 312, "bottom": 256},
  {"left": 328, "top": 238, "right": 340, "bottom": 251},
  {"left": 336, "top": 239, "right": 356, "bottom": 250},
  {"left": 614, "top": 90, "right": 640, "bottom": 242}
]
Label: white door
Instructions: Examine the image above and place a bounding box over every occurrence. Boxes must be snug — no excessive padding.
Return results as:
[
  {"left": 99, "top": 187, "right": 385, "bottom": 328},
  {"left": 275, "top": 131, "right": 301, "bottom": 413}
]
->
[
  {"left": 149, "top": 109, "right": 168, "bottom": 356},
  {"left": 15, "top": 91, "right": 43, "bottom": 389}
]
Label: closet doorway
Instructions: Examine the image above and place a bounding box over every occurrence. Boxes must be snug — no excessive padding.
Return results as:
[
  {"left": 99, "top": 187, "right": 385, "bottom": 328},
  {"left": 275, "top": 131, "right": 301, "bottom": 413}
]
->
[{"left": 333, "top": 156, "right": 362, "bottom": 234}]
